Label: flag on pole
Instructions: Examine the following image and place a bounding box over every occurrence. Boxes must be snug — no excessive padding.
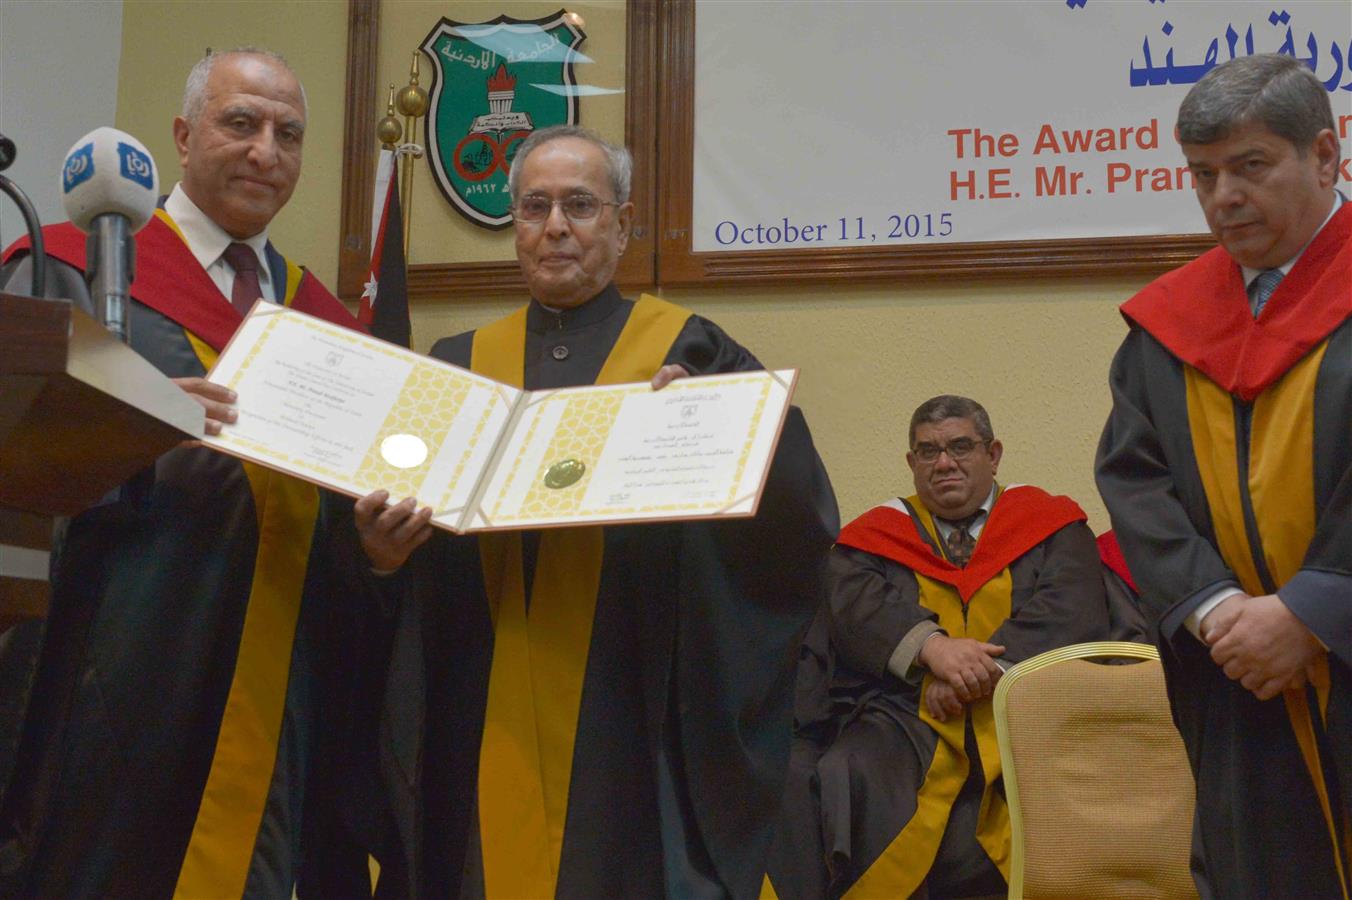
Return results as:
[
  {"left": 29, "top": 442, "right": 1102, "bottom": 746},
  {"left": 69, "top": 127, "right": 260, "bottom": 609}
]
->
[{"left": 360, "top": 148, "right": 411, "bottom": 348}]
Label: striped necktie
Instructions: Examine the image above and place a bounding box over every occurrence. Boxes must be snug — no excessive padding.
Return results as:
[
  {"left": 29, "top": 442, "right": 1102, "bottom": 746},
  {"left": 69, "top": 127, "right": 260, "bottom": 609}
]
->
[{"left": 1248, "top": 268, "right": 1283, "bottom": 318}]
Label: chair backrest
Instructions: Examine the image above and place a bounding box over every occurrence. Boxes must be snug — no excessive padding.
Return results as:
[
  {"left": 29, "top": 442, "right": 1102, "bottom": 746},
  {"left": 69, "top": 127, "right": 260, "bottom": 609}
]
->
[{"left": 993, "top": 642, "right": 1198, "bottom": 900}]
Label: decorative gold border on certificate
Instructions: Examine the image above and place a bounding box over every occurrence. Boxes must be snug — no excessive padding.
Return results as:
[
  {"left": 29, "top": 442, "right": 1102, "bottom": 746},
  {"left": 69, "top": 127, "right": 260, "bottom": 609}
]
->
[
  {"left": 486, "top": 393, "right": 581, "bottom": 521},
  {"left": 210, "top": 307, "right": 512, "bottom": 508},
  {"left": 223, "top": 313, "right": 285, "bottom": 395},
  {"left": 351, "top": 364, "right": 470, "bottom": 499},
  {"left": 486, "top": 374, "right": 778, "bottom": 524},
  {"left": 506, "top": 392, "right": 626, "bottom": 519},
  {"left": 716, "top": 492, "right": 758, "bottom": 515}
]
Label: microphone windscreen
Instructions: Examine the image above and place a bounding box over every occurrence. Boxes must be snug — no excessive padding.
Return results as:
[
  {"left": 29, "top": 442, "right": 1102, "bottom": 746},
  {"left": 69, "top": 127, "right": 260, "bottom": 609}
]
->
[{"left": 60, "top": 127, "right": 159, "bottom": 233}]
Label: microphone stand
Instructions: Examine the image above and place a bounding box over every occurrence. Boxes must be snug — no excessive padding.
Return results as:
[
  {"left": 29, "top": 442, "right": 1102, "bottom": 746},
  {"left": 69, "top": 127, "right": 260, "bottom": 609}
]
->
[
  {"left": 85, "top": 214, "right": 133, "bottom": 344},
  {"left": 0, "top": 174, "right": 46, "bottom": 300}
]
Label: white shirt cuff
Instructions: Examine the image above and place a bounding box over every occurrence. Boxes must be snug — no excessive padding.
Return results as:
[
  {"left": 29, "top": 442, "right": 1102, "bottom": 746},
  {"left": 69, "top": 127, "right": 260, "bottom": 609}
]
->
[{"left": 1184, "top": 587, "right": 1245, "bottom": 640}]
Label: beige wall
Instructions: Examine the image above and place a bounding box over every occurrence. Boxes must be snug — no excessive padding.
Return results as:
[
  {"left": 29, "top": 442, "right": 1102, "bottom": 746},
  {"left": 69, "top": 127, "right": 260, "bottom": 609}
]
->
[
  {"left": 115, "top": 1, "right": 1159, "bottom": 530},
  {"left": 116, "top": 0, "right": 350, "bottom": 288}
]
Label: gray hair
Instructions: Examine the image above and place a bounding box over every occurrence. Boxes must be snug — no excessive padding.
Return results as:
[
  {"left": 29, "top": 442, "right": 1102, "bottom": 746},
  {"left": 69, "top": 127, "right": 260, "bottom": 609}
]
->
[
  {"left": 909, "top": 395, "right": 995, "bottom": 447},
  {"left": 1177, "top": 53, "right": 1335, "bottom": 159},
  {"left": 182, "top": 47, "right": 309, "bottom": 123},
  {"left": 507, "top": 125, "right": 633, "bottom": 204}
]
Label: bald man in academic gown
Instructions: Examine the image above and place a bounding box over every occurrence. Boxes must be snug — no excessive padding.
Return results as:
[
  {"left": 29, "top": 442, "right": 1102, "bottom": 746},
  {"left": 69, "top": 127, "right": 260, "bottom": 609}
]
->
[
  {"left": 766, "top": 397, "right": 1110, "bottom": 899},
  {"left": 1096, "top": 54, "right": 1350, "bottom": 897},
  {"left": 0, "top": 52, "right": 368, "bottom": 897},
  {"left": 352, "top": 128, "right": 838, "bottom": 898}
]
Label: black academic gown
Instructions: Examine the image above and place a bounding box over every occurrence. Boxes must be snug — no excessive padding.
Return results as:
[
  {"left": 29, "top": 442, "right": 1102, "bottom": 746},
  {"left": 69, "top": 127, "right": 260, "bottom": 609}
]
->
[
  {"left": 0, "top": 230, "right": 361, "bottom": 898},
  {"left": 1097, "top": 316, "right": 1352, "bottom": 898},
  {"left": 371, "top": 285, "right": 839, "bottom": 899},
  {"left": 1097, "top": 202, "right": 1352, "bottom": 898},
  {"left": 1102, "top": 565, "right": 1149, "bottom": 644},
  {"left": 769, "top": 500, "right": 1108, "bottom": 899}
]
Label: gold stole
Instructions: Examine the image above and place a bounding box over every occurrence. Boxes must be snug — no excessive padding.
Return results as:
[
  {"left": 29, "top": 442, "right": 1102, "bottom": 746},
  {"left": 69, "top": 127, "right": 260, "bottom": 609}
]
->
[
  {"left": 846, "top": 499, "right": 1012, "bottom": 898},
  {"left": 1184, "top": 343, "right": 1349, "bottom": 897},
  {"left": 170, "top": 243, "right": 321, "bottom": 898},
  {"left": 470, "top": 294, "right": 692, "bottom": 898}
]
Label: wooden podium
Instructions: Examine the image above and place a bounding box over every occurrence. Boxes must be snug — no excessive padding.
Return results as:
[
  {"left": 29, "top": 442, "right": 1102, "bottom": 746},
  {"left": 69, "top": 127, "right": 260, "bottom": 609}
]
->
[{"left": 0, "top": 293, "right": 202, "bottom": 622}]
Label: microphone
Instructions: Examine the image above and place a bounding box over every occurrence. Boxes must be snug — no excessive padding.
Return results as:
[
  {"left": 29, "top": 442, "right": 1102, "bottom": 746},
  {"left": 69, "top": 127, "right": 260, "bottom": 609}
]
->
[{"left": 59, "top": 127, "right": 158, "bottom": 343}]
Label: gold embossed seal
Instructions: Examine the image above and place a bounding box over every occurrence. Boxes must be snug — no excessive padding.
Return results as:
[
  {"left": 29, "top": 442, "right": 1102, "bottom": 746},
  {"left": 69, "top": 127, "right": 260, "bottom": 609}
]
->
[{"left": 544, "top": 458, "right": 586, "bottom": 489}]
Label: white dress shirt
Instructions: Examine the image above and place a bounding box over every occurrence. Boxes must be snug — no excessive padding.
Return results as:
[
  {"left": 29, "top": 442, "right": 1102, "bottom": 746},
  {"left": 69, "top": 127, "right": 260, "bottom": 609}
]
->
[{"left": 164, "top": 183, "right": 276, "bottom": 304}]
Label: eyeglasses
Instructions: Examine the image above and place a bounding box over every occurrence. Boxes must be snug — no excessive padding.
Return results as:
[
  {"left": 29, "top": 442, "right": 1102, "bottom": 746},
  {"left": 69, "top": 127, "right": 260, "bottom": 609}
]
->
[
  {"left": 511, "top": 193, "right": 620, "bottom": 224},
  {"left": 911, "top": 438, "right": 989, "bottom": 463}
]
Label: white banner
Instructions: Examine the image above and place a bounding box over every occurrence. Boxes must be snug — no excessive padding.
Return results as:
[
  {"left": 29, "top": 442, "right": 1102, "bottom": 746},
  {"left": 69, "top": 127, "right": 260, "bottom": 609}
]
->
[{"left": 693, "top": 0, "right": 1351, "bottom": 252}]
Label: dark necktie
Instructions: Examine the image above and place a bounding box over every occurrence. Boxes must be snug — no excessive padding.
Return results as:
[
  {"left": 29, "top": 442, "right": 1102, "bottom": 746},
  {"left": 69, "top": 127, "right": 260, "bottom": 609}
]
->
[
  {"left": 222, "top": 241, "right": 262, "bottom": 316},
  {"left": 1248, "top": 268, "right": 1283, "bottom": 318},
  {"left": 943, "top": 514, "right": 980, "bottom": 567}
]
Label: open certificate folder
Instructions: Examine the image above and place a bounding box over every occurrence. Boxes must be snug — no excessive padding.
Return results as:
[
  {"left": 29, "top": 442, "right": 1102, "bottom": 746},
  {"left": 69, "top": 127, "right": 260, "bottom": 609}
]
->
[{"left": 202, "top": 304, "right": 797, "bottom": 533}]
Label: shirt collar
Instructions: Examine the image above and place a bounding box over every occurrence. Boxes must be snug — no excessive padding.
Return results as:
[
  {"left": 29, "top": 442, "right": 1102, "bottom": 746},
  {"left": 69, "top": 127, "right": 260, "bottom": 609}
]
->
[
  {"left": 1241, "top": 190, "right": 1344, "bottom": 288},
  {"left": 527, "top": 283, "right": 623, "bottom": 333},
  {"left": 164, "top": 183, "right": 272, "bottom": 284},
  {"left": 931, "top": 483, "right": 998, "bottom": 542}
]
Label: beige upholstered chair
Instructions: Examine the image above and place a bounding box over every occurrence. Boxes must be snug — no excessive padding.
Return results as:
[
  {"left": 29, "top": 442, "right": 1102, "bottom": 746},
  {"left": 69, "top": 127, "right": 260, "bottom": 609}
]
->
[{"left": 993, "top": 642, "right": 1199, "bottom": 899}]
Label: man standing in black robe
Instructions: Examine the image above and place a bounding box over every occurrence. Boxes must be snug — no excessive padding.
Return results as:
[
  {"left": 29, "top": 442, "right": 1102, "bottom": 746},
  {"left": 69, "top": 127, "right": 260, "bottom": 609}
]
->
[
  {"left": 0, "top": 49, "right": 373, "bottom": 897},
  {"left": 354, "top": 125, "right": 839, "bottom": 898},
  {"left": 1096, "top": 54, "right": 1350, "bottom": 897}
]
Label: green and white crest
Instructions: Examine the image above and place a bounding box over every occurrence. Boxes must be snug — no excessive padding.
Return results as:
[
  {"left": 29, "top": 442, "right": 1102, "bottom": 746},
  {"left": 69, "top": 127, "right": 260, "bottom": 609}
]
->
[{"left": 421, "top": 11, "right": 587, "bottom": 230}]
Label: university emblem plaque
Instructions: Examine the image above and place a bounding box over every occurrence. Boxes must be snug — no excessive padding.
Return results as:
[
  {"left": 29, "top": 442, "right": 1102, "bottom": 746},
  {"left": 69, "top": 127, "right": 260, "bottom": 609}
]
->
[{"left": 421, "top": 11, "right": 587, "bottom": 230}]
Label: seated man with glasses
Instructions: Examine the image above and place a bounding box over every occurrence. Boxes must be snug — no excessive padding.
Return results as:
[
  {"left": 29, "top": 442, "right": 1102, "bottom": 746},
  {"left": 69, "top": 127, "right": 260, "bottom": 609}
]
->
[
  {"left": 350, "top": 125, "right": 839, "bottom": 898},
  {"left": 768, "top": 395, "right": 1109, "bottom": 899}
]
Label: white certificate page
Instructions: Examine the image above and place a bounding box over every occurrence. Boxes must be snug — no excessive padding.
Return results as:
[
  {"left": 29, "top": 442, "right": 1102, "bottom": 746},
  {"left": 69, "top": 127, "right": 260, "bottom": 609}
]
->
[
  {"left": 203, "top": 304, "right": 517, "bottom": 527},
  {"left": 468, "top": 369, "right": 796, "bottom": 531}
]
